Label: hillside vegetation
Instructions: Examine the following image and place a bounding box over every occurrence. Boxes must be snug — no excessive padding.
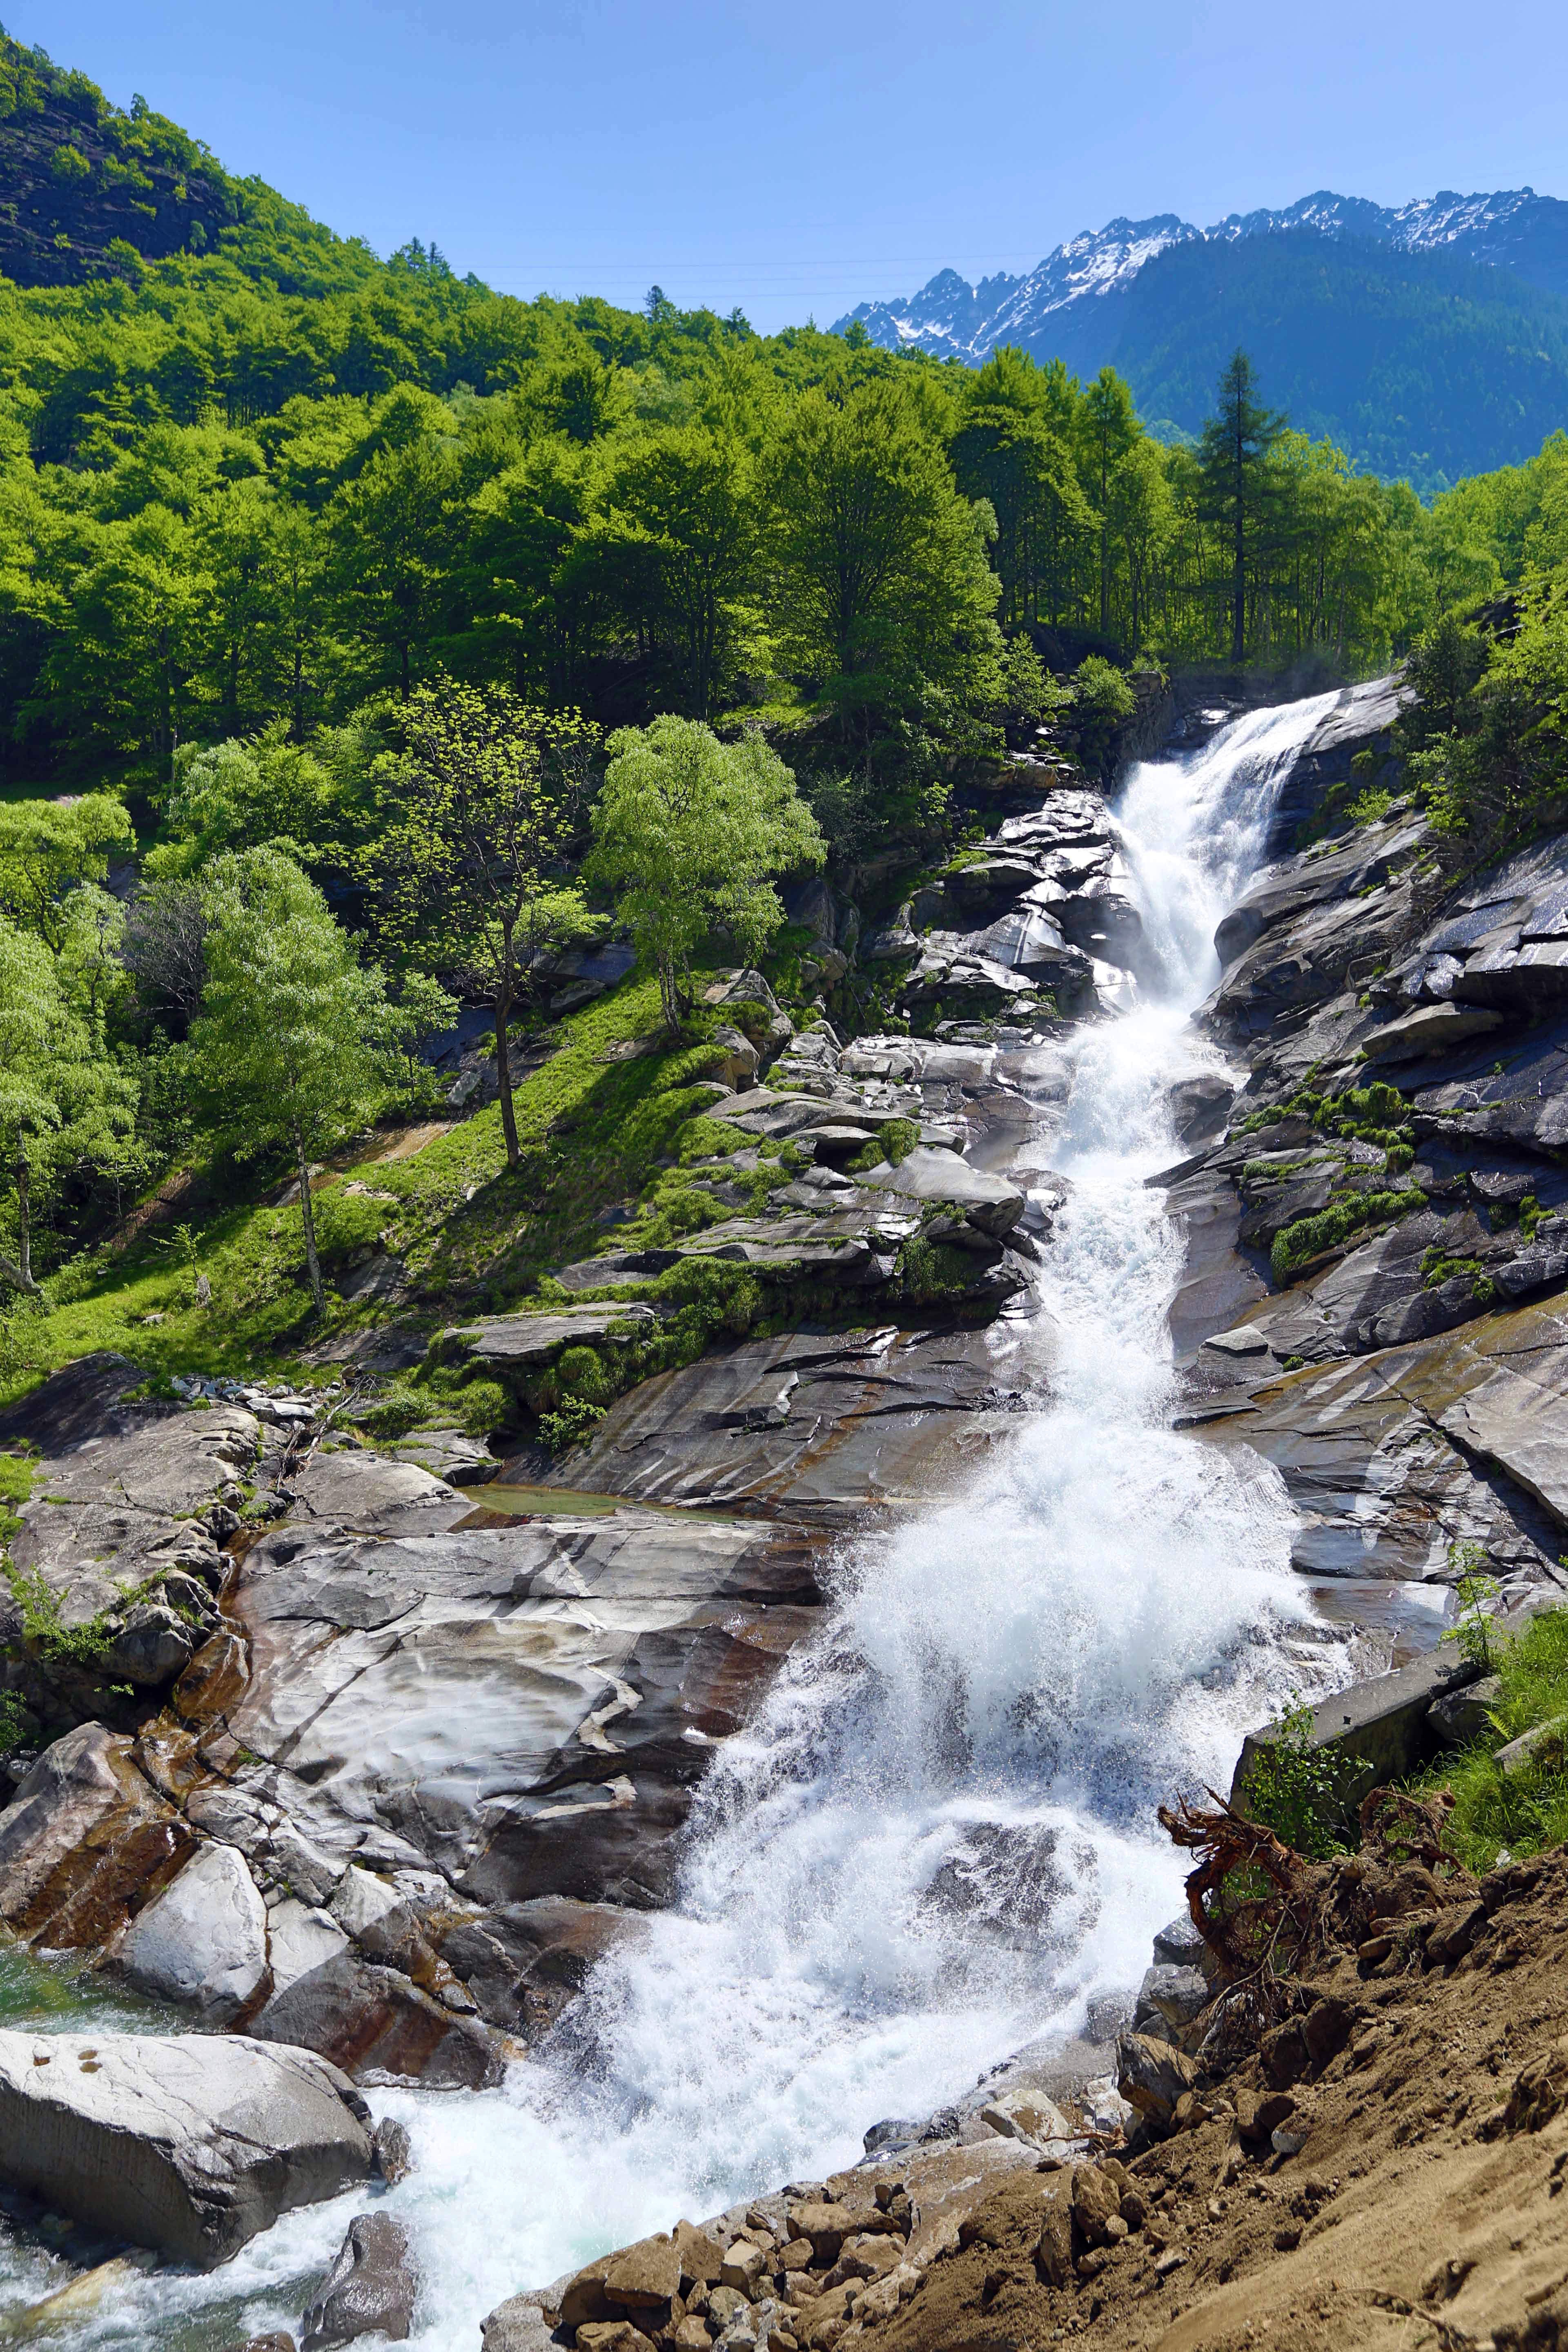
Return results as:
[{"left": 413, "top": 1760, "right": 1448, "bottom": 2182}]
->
[{"left": 0, "top": 16, "right": 1567, "bottom": 1413}]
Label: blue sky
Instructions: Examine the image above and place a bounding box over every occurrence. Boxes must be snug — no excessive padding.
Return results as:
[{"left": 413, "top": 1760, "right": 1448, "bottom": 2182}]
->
[{"left": 9, "top": 0, "right": 1568, "bottom": 330}]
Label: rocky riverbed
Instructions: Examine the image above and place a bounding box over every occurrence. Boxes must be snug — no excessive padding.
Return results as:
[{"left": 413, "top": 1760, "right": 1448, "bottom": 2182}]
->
[{"left": 5, "top": 673, "right": 1568, "bottom": 2346}]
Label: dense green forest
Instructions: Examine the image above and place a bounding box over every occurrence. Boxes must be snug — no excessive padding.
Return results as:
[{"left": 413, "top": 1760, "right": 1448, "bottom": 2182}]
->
[
  {"left": 1004, "top": 232, "right": 1568, "bottom": 497},
  {"left": 2, "top": 16, "right": 1568, "bottom": 1370},
  {"left": 0, "top": 20, "right": 1561, "bottom": 828}
]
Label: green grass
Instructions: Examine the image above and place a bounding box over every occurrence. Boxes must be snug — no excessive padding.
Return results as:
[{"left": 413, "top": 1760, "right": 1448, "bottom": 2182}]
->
[
  {"left": 0, "top": 1448, "right": 34, "bottom": 1545},
  {"left": 0, "top": 970, "right": 737, "bottom": 1411},
  {"left": 847, "top": 1118, "right": 921, "bottom": 1174},
  {"left": 1411, "top": 1607, "right": 1568, "bottom": 1873}
]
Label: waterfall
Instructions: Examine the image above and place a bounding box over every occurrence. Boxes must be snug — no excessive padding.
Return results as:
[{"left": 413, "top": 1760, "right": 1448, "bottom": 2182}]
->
[{"left": 24, "top": 695, "right": 1346, "bottom": 2348}]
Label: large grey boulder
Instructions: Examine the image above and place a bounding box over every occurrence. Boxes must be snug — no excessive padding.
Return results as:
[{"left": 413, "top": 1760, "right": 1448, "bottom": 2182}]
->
[
  {"left": 252, "top": 1953, "right": 503, "bottom": 2089},
  {"left": 0, "top": 2029, "right": 374, "bottom": 2267},
  {"left": 1362, "top": 1001, "right": 1504, "bottom": 1060},
  {"left": 116, "top": 1842, "right": 271, "bottom": 2024}
]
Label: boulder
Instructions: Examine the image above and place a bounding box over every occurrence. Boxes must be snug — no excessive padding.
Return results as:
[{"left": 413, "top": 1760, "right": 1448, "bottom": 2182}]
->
[
  {"left": 99, "top": 1601, "right": 198, "bottom": 1686},
  {"left": 1362, "top": 1002, "right": 1505, "bottom": 1060},
  {"left": 372, "top": 2116, "right": 414, "bottom": 2184},
  {"left": 0, "top": 1722, "right": 194, "bottom": 1951},
  {"left": 434, "top": 1304, "right": 662, "bottom": 1375},
  {"left": 1169, "top": 1071, "right": 1235, "bottom": 1146},
  {"left": 267, "top": 1898, "right": 352, "bottom": 1998},
  {"left": 1428, "top": 1674, "right": 1503, "bottom": 1748},
  {"left": 482, "top": 2291, "right": 558, "bottom": 2352},
  {"left": 0, "top": 2028, "right": 374, "bottom": 2268},
  {"left": 116, "top": 1841, "right": 271, "bottom": 2024},
  {"left": 978, "top": 2087, "right": 1075, "bottom": 2145},
  {"left": 252, "top": 1953, "right": 504, "bottom": 2089},
  {"left": 1135, "top": 1962, "right": 1209, "bottom": 2034},
  {"left": 605, "top": 2234, "right": 682, "bottom": 2307},
  {"left": 386, "top": 1428, "right": 502, "bottom": 1486},
  {"left": 1114, "top": 2031, "right": 1197, "bottom": 2126},
  {"left": 858, "top": 1146, "right": 1025, "bottom": 1238},
  {"left": 301, "top": 2210, "right": 418, "bottom": 2348}
]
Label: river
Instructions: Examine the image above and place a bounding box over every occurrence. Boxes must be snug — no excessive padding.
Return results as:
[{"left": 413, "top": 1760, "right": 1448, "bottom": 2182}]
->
[{"left": 1, "top": 692, "right": 1352, "bottom": 2350}]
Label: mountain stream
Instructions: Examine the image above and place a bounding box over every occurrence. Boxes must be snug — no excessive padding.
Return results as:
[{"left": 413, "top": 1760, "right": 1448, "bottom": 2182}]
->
[{"left": 2, "top": 693, "right": 1355, "bottom": 2349}]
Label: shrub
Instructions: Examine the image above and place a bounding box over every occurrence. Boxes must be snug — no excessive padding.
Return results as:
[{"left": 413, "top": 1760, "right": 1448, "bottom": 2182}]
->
[
  {"left": 0, "top": 1693, "right": 36, "bottom": 1757},
  {"left": 453, "top": 1378, "right": 510, "bottom": 1437},
  {"left": 896, "top": 1234, "right": 973, "bottom": 1303},
  {"left": 848, "top": 1118, "right": 921, "bottom": 1174},
  {"left": 554, "top": 1345, "right": 611, "bottom": 1405},
  {"left": 1235, "top": 1697, "right": 1361, "bottom": 1859},
  {"left": 539, "top": 1394, "right": 606, "bottom": 1453}
]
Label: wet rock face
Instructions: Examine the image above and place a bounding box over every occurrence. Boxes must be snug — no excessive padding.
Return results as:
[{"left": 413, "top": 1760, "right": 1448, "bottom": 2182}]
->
[
  {"left": 1160, "top": 695, "right": 1568, "bottom": 1619},
  {"left": 0, "top": 1722, "right": 194, "bottom": 1949},
  {"left": 0, "top": 2029, "right": 375, "bottom": 2269},
  {"left": 301, "top": 2210, "right": 418, "bottom": 2348}
]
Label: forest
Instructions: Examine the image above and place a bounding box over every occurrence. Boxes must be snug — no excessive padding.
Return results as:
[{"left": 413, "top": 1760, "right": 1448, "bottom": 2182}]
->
[{"left": 2, "top": 16, "right": 1568, "bottom": 1347}]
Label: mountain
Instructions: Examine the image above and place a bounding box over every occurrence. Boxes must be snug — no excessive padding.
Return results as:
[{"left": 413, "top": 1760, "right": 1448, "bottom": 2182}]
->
[
  {"left": 0, "top": 24, "right": 384, "bottom": 298},
  {"left": 836, "top": 189, "right": 1568, "bottom": 491}
]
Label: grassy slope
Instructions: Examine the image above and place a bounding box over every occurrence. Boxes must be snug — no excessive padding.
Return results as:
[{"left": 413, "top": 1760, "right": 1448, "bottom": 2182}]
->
[{"left": 2, "top": 971, "right": 731, "bottom": 1406}]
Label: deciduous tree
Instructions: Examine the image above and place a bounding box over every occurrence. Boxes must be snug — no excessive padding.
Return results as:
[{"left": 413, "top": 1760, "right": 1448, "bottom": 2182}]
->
[
  {"left": 366, "top": 678, "right": 597, "bottom": 1165},
  {"left": 587, "top": 715, "right": 822, "bottom": 1031}
]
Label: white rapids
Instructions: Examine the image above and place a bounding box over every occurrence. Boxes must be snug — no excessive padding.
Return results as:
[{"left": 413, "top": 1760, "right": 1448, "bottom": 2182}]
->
[{"left": 6, "top": 693, "right": 1349, "bottom": 2349}]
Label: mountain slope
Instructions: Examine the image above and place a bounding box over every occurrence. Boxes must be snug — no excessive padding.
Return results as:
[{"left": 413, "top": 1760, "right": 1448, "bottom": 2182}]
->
[
  {"left": 838, "top": 188, "right": 1568, "bottom": 491},
  {"left": 0, "top": 23, "right": 387, "bottom": 298},
  {"left": 1112, "top": 232, "right": 1568, "bottom": 488}
]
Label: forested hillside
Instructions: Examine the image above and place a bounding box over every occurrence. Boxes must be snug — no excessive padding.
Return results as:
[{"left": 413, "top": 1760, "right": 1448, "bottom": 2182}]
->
[
  {"left": 1111, "top": 233, "right": 1568, "bottom": 490},
  {"left": 840, "top": 203, "right": 1568, "bottom": 494},
  {"left": 1, "top": 13, "right": 1568, "bottom": 1375}
]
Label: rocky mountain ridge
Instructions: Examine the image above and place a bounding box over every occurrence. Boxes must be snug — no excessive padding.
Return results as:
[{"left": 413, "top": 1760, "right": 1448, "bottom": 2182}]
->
[{"left": 837, "top": 186, "right": 1568, "bottom": 365}]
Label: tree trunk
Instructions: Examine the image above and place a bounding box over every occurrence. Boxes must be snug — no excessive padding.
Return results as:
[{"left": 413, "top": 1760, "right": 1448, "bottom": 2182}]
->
[
  {"left": 294, "top": 1127, "right": 325, "bottom": 1318},
  {"left": 657, "top": 950, "right": 682, "bottom": 1036},
  {"left": 495, "top": 988, "right": 521, "bottom": 1168},
  {"left": 0, "top": 1155, "right": 40, "bottom": 1295}
]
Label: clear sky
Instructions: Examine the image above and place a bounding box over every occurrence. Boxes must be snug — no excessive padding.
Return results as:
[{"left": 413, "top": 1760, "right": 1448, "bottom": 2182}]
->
[{"left": 8, "top": 0, "right": 1568, "bottom": 330}]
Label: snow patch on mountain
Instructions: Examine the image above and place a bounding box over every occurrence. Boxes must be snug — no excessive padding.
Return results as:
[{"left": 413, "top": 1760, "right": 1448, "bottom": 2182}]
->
[{"left": 837, "top": 187, "right": 1566, "bottom": 366}]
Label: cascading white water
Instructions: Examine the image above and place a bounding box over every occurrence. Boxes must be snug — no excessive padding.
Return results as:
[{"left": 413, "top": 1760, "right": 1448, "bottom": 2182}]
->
[{"left": 19, "top": 694, "right": 1348, "bottom": 2350}]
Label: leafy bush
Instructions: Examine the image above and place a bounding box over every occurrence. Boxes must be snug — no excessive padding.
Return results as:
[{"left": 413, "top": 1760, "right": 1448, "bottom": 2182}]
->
[
  {"left": 848, "top": 1117, "right": 921, "bottom": 1174},
  {"left": 538, "top": 1394, "right": 606, "bottom": 1453},
  {"left": 554, "top": 1345, "right": 611, "bottom": 1404},
  {"left": 453, "top": 1378, "right": 509, "bottom": 1437},
  {"left": 1235, "top": 1696, "right": 1361, "bottom": 1859},
  {"left": 0, "top": 1693, "right": 36, "bottom": 1757},
  {"left": 896, "top": 1234, "right": 973, "bottom": 1303},
  {"left": 4, "top": 1564, "right": 112, "bottom": 1668}
]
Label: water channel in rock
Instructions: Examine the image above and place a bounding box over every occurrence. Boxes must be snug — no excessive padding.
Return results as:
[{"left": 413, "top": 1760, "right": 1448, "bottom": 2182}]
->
[{"left": 1, "top": 693, "right": 1358, "bottom": 2349}]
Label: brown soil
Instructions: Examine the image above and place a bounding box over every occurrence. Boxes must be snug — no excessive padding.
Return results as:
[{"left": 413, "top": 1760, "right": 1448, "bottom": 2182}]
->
[{"left": 860, "top": 1846, "right": 1568, "bottom": 2352}]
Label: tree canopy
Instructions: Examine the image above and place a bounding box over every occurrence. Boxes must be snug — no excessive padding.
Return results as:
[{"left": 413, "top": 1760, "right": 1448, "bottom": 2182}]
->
[{"left": 587, "top": 717, "right": 824, "bottom": 1029}]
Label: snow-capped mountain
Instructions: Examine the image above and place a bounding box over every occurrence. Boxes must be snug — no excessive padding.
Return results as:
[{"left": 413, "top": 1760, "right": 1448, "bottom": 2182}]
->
[{"left": 836, "top": 187, "right": 1568, "bottom": 365}]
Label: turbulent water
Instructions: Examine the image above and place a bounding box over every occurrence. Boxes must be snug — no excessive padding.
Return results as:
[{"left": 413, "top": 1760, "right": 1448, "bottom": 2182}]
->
[{"left": 3, "top": 694, "right": 1350, "bottom": 2350}]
